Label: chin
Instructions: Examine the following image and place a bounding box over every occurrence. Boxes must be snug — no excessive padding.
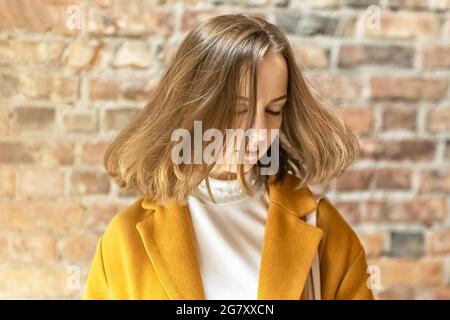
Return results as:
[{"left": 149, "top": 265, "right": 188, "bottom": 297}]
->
[
  {"left": 220, "top": 163, "right": 255, "bottom": 174},
  {"left": 243, "top": 164, "right": 255, "bottom": 173}
]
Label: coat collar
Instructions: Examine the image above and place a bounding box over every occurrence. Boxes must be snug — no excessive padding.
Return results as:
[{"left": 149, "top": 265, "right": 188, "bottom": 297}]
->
[{"left": 136, "top": 174, "right": 323, "bottom": 300}]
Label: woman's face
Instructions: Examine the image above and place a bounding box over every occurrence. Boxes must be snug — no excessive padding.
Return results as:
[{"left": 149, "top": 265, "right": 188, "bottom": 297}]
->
[{"left": 212, "top": 50, "right": 288, "bottom": 178}]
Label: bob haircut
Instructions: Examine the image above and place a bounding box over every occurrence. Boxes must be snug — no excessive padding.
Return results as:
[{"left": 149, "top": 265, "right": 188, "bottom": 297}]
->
[{"left": 104, "top": 13, "right": 360, "bottom": 205}]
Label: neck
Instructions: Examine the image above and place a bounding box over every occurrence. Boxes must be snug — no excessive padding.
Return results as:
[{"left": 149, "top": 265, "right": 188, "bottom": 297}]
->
[
  {"left": 209, "top": 171, "right": 237, "bottom": 181},
  {"left": 209, "top": 166, "right": 258, "bottom": 181}
]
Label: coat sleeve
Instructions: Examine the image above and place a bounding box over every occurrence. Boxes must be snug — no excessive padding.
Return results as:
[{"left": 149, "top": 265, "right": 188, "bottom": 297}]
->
[
  {"left": 82, "top": 235, "right": 110, "bottom": 300},
  {"left": 334, "top": 248, "right": 375, "bottom": 300}
]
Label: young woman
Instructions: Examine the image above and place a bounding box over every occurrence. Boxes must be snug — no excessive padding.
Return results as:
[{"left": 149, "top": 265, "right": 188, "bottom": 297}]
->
[{"left": 83, "top": 13, "right": 375, "bottom": 300}]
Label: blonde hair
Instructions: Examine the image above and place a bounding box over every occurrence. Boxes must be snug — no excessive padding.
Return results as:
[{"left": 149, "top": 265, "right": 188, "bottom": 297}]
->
[{"left": 104, "top": 13, "right": 360, "bottom": 205}]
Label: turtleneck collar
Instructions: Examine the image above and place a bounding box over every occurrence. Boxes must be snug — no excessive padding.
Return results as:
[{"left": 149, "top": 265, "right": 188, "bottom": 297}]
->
[
  {"left": 191, "top": 169, "right": 267, "bottom": 205},
  {"left": 142, "top": 173, "right": 319, "bottom": 220}
]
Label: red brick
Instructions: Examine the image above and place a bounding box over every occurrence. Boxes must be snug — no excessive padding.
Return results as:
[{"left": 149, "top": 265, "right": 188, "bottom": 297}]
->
[
  {"left": 334, "top": 201, "right": 361, "bottom": 225},
  {"left": 0, "top": 234, "right": 8, "bottom": 261},
  {"left": 17, "top": 167, "right": 65, "bottom": 198},
  {"left": 358, "top": 11, "right": 440, "bottom": 39},
  {"left": 12, "top": 107, "right": 55, "bottom": 132},
  {"left": 420, "top": 169, "right": 450, "bottom": 193},
  {"left": 0, "top": 265, "right": 78, "bottom": 299},
  {"left": 426, "top": 227, "right": 450, "bottom": 255},
  {"left": 0, "top": 72, "right": 18, "bottom": 97},
  {"left": 293, "top": 43, "right": 329, "bottom": 68},
  {"left": 427, "top": 106, "right": 450, "bottom": 134},
  {"left": 422, "top": 45, "right": 450, "bottom": 69},
  {"left": 0, "top": 201, "right": 82, "bottom": 231},
  {"left": 446, "top": 15, "right": 450, "bottom": 38},
  {"left": 0, "top": 40, "right": 64, "bottom": 67},
  {"left": 369, "top": 257, "right": 443, "bottom": 286},
  {"left": 89, "top": 78, "right": 120, "bottom": 100},
  {"left": 18, "top": 74, "right": 79, "bottom": 102},
  {"left": 70, "top": 170, "right": 110, "bottom": 195},
  {"left": 0, "top": 141, "right": 73, "bottom": 166},
  {"left": 181, "top": 8, "right": 246, "bottom": 32},
  {"left": 88, "top": 4, "right": 174, "bottom": 36},
  {"left": 433, "top": 287, "right": 450, "bottom": 300},
  {"left": 0, "top": 142, "right": 34, "bottom": 164},
  {"left": 376, "top": 285, "right": 415, "bottom": 300},
  {"left": 381, "top": 103, "right": 416, "bottom": 131},
  {"left": 84, "top": 201, "right": 125, "bottom": 231},
  {"left": 306, "top": 73, "right": 362, "bottom": 101},
  {"left": 389, "top": 0, "right": 450, "bottom": 11},
  {"left": 389, "top": 0, "right": 430, "bottom": 10},
  {"left": 363, "top": 197, "right": 447, "bottom": 224},
  {"left": 103, "top": 108, "right": 140, "bottom": 131},
  {"left": 89, "top": 77, "right": 157, "bottom": 101},
  {"left": 339, "top": 44, "right": 414, "bottom": 68},
  {"left": 28, "top": 141, "right": 75, "bottom": 166},
  {"left": 63, "top": 111, "right": 97, "bottom": 133},
  {"left": 341, "top": 106, "right": 374, "bottom": 135},
  {"left": 7, "top": 233, "right": 57, "bottom": 263},
  {"left": 371, "top": 76, "right": 448, "bottom": 101},
  {"left": 80, "top": 141, "right": 110, "bottom": 165},
  {"left": 64, "top": 39, "right": 100, "bottom": 69},
  {"left": 0, "top": 106, "right": 11, "bottom": 135},
  {"left": 374, "top": 168, "right": 412, "bottom": 190},
  {"left": 359, "top": 138, "right": 436, "bottom": 162},
  {"left": 111, "top": 40, "right": 154, "bottom": 69},
  {"left": 356, "top": 231, "right": 385, "bottom": 258},
  {"left": 0, "top": 167, "right": 15, "bottom": 197},
  {"left": 335, "top": 169, "right": 374, "bottom": 191},
  {"left": 0, "top": 0, "right": 81, "bottom": 35},
  {"left": 60, "top": 232, "right": 99, "bottom": 262},
  {"left": 117, "top": 186, "right": 139, "bottom": 197}
]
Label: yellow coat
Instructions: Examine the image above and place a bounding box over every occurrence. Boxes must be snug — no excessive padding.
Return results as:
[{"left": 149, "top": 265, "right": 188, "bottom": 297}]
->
[{"left": 83, "top": 174, "right": 375, "bottom": 300}]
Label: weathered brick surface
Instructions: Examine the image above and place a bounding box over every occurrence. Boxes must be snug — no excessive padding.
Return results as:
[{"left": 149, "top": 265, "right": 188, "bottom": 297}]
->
[{"left": 0, "top": 0, "right": 449, "bottom": 299}]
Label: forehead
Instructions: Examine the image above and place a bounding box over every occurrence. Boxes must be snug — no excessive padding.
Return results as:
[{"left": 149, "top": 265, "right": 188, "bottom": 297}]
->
[{"left": 238, "top": 50, "right": 288, "bottom": 100}]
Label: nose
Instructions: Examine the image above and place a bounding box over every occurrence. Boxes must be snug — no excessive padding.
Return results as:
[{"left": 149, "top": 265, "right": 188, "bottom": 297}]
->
[{"left": 246, "top": 112, "right": 267, "bottom": 151}]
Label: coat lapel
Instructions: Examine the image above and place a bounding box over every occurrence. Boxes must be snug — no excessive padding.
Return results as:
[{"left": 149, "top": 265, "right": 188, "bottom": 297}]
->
[
  {"left": 136, "top": 198, "right": 206, "bottom": 299},
  {"left": 257, "top": 175, "right": 324, "bottom": 299},
  {"left": 137, "top": 174, "right": 323, "bottom": 300}
]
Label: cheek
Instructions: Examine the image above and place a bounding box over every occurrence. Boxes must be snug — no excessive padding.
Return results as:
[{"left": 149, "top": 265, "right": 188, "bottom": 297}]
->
[{"left": 267, "top": 116, "right": 282, "bottom": 144}]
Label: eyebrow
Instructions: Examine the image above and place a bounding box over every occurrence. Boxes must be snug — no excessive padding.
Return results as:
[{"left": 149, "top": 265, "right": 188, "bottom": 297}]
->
[{"left": 237, "top": 94, "right": 288, "bottom": 104}]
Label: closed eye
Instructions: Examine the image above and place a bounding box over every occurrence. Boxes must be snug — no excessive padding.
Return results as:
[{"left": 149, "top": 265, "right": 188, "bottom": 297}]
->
[
  {"left": 266, "top": 110, "right": 281, "bottom": 115},
  {"left": 236, "top": 102, "right": 287, "bottom": 116},
  {"left": 266, "top": 102, "right": 286, "bottom": 116}
]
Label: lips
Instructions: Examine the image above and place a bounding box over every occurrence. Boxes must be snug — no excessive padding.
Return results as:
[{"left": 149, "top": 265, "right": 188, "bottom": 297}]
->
[
  {"left": 234, "top": 148, "right": 259, "bottom": 154},
  {"left": 245, "top": 151, "right": 258, "bottom": 158},
  {"left": 233, "top": 149, "right": 259, "bottom": 162}
]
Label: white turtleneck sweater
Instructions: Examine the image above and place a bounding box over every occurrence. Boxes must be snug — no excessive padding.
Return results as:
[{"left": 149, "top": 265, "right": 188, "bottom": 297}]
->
[{"left": 187, "top": 173, "right": 269, "bottom": 300}]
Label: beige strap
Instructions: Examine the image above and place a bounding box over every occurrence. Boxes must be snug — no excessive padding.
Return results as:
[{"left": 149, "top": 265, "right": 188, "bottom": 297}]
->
[{"left": 304, "top": 207, "right": 321, "bottom": 300}]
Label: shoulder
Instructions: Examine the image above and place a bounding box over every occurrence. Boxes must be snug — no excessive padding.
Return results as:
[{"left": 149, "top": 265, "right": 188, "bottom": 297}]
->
[
  {"left": 312, "top": 193, "right": 365, "bottom": 259},
  {"left": 310, "top": 193, "right": 374, "bottom": 299},
  {"left": 100, "top": 198, "right": 153, "bottom": 248}
]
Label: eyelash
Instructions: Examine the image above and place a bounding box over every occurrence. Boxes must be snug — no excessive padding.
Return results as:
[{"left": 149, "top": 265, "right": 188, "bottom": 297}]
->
[{"left": 237, "top": 108, "right": 283, "bottom": 116}]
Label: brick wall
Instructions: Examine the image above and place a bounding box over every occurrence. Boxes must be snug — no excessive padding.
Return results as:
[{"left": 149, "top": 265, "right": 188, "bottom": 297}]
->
[{"left": 0, "top": 0, "right": 449, "bottom": 299}]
